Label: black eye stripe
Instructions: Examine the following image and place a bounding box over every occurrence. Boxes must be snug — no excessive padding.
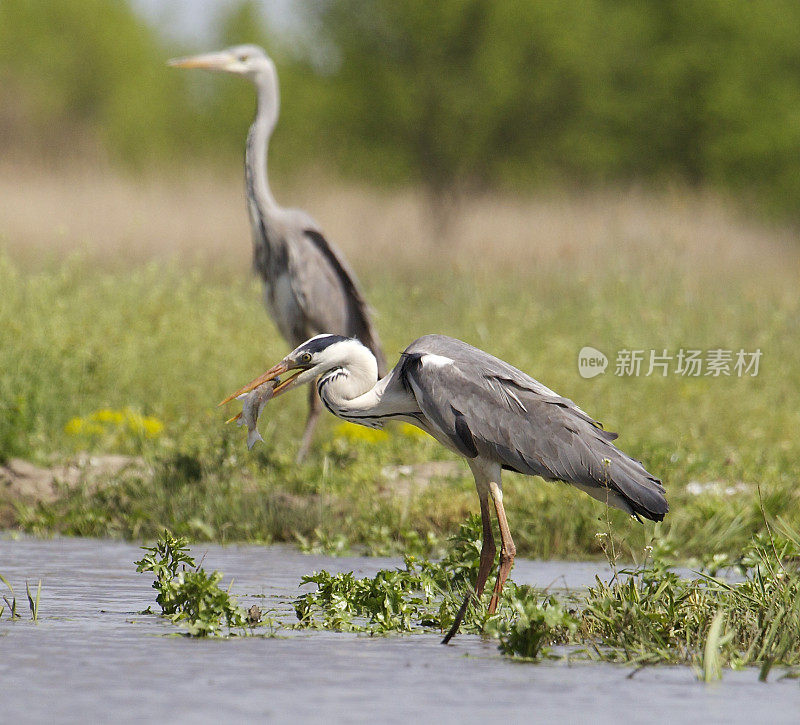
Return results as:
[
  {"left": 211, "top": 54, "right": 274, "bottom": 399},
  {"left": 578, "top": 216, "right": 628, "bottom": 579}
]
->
[{"left": 298, "top": 335, "right": 350, "bottom": 356}]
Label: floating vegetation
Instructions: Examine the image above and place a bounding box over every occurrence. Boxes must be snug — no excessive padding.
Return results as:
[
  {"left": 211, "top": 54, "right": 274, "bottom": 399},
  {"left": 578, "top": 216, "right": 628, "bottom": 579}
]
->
[
  {"left": 134, "top": 530, "right": 273, "bottom": 637},
  {"left": 133, "top": 515, "right": 800, "bottom": 679},
  {"left": 294, "top": 516, "right": 533, "bottom": 636}
]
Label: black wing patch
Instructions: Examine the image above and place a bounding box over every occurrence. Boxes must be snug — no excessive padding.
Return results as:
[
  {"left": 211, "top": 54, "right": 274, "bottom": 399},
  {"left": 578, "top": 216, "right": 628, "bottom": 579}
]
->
[
  {"left": 451, "top": 406, "right": 479, "bottom": 458},
  {"left": 303, "top": 229, "right": 386, "bottom": 374}
]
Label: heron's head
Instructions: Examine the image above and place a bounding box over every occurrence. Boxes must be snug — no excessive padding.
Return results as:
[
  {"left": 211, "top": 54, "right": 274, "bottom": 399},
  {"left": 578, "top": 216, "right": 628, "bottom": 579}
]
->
[
  {"left": 219, "top": 335, "right": 375, "bottom": 405},
  {"left": 168, "top": 44, "right": 275, "bottom": 81}
]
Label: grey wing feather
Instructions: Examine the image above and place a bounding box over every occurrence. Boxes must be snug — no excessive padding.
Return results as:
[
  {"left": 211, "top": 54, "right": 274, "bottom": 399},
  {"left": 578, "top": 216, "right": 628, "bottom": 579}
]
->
[
  {"left": 401, "top": 335, "right": 667, "bottom": 522},
  {"left": 286, "top": 224, "right": 386, "bottom": 376}
]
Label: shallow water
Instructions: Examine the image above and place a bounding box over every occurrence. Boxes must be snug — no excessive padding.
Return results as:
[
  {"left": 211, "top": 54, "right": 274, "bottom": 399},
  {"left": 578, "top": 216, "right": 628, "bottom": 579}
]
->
[{"left": 1, "top": 537, "right": 798, "bottom": 724}]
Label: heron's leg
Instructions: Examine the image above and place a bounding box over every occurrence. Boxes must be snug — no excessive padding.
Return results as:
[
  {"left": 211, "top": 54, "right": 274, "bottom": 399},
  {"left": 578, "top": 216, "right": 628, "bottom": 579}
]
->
[
  {"left": 474, "top": 492, "right": 497, "bottom": 597},
  {"left": 487, "top": 481, "right": 516, "bottom": 615},
  {"left": 441, "top": 489, "right": 496, "bottom": 645},
  {"left": 295, "top": 386, "right": 321, "bottom": 463}
]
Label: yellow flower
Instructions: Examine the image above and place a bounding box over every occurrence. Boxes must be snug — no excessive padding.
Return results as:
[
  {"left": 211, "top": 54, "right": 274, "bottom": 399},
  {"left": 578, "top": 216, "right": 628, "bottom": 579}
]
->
[
  {"left": 84, "top": 422, "right": 105, "bottom": 436},
  {"left": 334, "top": 422, "right": 389, "bottom": 443},
  {"left": 140, "top": 417, "right": 164, "bottom": 437},
  {"left": 123, "top": 409, "right": 165, "bottom": 438},
  {"left": 398, "top": 422, "right": 426, "bottom": 439},
  {"left": 64, "top": 407, "right": 164, "bottom": 439},
  {"left": 64, "top": 417, "right": 105, "bottom": 436},
  {"left": 64, "top": 417, "right": 85, "bottom": 436},
  {"left": 90, "top": 409, "right": 125, "bottom": 424}
]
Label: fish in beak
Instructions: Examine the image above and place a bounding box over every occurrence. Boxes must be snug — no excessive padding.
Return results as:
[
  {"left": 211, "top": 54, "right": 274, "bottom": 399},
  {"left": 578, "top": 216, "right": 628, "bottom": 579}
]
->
[
  {"left": 219, "top": 360, "right": 308, "bottom": 407},
  {"left": 230, "top": 384, "right": 277, "bottom": 450},
  {"left": 219, "top": 358, "right": 312, "bottom": 448}
]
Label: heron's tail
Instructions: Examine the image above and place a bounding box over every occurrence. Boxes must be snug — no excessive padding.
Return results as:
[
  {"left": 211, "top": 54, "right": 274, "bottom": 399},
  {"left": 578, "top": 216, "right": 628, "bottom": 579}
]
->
[{"left": 602, "top": 450, "right": 668, "bottom": 522}]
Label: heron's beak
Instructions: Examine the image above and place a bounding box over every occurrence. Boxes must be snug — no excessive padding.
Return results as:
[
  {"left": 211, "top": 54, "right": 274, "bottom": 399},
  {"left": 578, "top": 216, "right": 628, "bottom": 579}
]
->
[
  {"left": 168, "top": 51, "right": 236, "bottom": 72},
  {"left": 218, "top": 361, "right": 305, "bottom": 407}
]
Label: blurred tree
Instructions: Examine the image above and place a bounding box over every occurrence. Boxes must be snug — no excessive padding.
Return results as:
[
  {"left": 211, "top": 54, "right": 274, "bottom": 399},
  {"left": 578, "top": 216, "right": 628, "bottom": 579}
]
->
[
  {"left": 310, "top": 0, "right": 509, "bottom": 232},
  {"left": 204, "top": 0, "right": 274, "bottom": 160},
  {"left": 2, "top": 0, "right": 800, "bottom": 222},
  {"left": 310, "top": 0, "right": 800, "bottom": 222},
  {"left": 0, "top": 0, "right": 196, "bottom": 165}
]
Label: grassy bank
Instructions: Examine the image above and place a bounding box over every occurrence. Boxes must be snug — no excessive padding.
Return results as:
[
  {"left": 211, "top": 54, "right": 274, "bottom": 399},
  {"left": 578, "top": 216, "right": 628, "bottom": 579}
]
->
[{"left": 1, "top": 170, "right": 799, "bottom": 560}]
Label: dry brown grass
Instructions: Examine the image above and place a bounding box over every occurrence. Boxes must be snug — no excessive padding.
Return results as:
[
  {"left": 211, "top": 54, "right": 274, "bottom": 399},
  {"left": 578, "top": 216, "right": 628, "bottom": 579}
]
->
[{"left": 1, "top": 160, "right": 798, "bottom": 283}]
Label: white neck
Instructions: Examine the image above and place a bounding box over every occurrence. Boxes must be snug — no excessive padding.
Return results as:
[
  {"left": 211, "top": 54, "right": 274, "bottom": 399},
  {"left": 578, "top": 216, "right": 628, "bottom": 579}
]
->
[
  {"left": 318, "top": 345, "right": 379, "bottom": 410},
  {"left": 316, "top": 343, "right": 417, "bottom": 425},
  {"left": 245, "top": 67, "right": 280, "bottom": 212}
]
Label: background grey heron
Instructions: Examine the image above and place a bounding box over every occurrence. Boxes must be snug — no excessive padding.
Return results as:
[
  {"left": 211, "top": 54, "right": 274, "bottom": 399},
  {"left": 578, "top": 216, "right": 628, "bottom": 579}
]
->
[
  {"left": 170, "top": 45, "right": 386, "bottom": 461},
  {"left": 221, "top": 333, "right": 669, "bottom": 643}
]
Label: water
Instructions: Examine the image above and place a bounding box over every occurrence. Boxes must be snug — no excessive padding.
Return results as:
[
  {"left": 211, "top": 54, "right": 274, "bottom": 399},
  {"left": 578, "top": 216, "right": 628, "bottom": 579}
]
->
[{"left": 1, "top": 537, "right": 797, "bottom": 724}]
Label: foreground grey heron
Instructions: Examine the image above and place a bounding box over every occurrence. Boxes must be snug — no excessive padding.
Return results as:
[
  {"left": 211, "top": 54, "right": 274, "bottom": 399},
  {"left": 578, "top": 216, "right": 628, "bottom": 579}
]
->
[
  {"left": 170, "top": 45, "right": 385, "bottom": 461},
  {"left": 221, "top": 333, "right": 668, "bottom": 643}
]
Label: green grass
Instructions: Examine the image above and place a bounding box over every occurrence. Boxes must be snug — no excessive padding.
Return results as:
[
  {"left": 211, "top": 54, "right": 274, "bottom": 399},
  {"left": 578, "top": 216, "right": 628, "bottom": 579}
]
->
[
  {"left": 1, "top": 247, "right": 798, "bottom": 560},
  {"left": 491, "top": 517, "right": 800, "bottom": 678}
]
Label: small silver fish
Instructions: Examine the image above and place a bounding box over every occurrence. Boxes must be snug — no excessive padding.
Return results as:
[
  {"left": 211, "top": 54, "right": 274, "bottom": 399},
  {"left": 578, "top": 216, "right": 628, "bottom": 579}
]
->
[{"left": 228, "top": 380, "right": 279, "bottom": 449}]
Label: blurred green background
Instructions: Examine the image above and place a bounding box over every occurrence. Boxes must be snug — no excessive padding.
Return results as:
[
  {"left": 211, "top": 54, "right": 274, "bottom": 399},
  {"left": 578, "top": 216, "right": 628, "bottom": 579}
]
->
[
  {"left": 3, "top": 0, "right": 800, "bottom": 218},
  {"left": 1, "top": 1, "right": 799, "bottom": 556}
]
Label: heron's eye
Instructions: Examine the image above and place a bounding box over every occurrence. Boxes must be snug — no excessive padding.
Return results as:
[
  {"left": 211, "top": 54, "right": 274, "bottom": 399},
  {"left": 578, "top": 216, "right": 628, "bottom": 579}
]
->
[
  {"left": 238, "top": 53, "right": 249, "bottom": 62},
  {"left": 300, "top": 353, "right": 312, "bottom": 364}
]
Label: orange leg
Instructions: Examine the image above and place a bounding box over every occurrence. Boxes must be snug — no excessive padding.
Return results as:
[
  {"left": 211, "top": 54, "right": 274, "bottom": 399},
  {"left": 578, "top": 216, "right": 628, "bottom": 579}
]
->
[
  {"left": 487, "top": 481, "right": 516, "bottom": 615},
  {"left": 441, "top": 490, "right": 497, "bottom": 644}
]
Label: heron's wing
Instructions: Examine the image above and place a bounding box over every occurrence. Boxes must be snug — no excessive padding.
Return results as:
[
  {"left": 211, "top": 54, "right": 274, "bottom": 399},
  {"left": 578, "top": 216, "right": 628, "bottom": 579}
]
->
[
  {"left": 400, "top": 335, "right": 667, "bottom": 521},
  {"left": 285, "top": 223, "right": 386, "bottom": 375}
]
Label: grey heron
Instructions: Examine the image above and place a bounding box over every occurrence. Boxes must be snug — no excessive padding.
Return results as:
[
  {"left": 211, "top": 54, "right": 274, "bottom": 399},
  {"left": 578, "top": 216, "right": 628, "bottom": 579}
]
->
[
  {"left": 170, "top": 45, "right": 386, "bottom": 461},
  {"left": 220, "top": 333, "right": 668, "bottom": 643}
]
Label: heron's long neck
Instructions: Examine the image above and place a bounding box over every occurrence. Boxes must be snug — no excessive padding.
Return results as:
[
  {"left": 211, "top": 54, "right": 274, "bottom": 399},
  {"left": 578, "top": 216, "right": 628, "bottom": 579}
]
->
[
  {"left": 318, "top": 349, "right": 386, "bottom": 418},
  {"left": 245, "top": 73, "right": 279, "bottom": 213},
  {"left": 319, "top": 351, "right": 413, "bottom": 424}
]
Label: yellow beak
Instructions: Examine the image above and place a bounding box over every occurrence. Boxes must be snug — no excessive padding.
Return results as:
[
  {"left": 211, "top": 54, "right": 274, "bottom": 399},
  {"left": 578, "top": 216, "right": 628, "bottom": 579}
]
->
[
  {"left": 167, "top": 51, "right": 234, "bottom": 71},
  {"left": 219, "top": 362, "right": 306, "bottom": 407}
]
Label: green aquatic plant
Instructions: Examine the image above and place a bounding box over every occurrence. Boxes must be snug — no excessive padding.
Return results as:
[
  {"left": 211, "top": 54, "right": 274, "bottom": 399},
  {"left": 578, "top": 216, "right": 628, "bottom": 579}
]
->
[
  {"left": 293, "top": 514, "right": 519, "bottom": 635},
  {"left": 701, "top": 610, "right": 728, "bottom": 682},
  {"left": 135, "top": 530, "right": 251, "bottom": 636},
  {"left": 489, "top": 593, "right": 578, "bottom": 660},
  {"left": 294, "top": 561, "right": 432, "bottom": 633},
  {"left": 0, "top": 574, "right": 41, "bottom": 621},
  {"left": 25, "top": 580, "right": 41, "bottom": 622},
  {"left": 0, "top": 573, "right": 19, "bottom": 620},
  {"left": 130, "top": 515, "right": 800, "bottom": 681},
  {"left": 293, "top": 512, "right": 800, "bottom": 675},
  {"left": 493, "top": 519, "right": 800, "bottom": 676}
]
